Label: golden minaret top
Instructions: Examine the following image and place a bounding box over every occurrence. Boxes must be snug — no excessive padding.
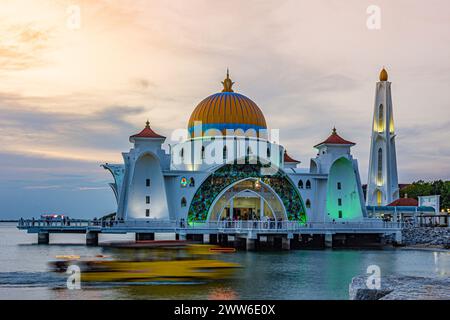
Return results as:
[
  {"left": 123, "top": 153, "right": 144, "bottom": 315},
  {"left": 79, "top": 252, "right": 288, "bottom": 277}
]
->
[{"left": 379, "top": 67, "right": 388, "bottom": 81}]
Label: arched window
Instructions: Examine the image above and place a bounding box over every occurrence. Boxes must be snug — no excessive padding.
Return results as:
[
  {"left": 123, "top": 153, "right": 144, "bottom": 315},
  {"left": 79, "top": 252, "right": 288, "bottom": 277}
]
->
[
  {"left": 247, "top": 146, "right": 252, "bottom": 156},
  {"left": 181, "top": 197, "right": 187, "bottom": 207},
  {"left": 201, "top": 146, "right": 205, "bottom": 160},
  {"left": 306, "top": 180, "right": 311, "bottom": 189},
  {"left": 306, "top": 199, "right": 311, "bottom": 209},
  {"left": 376, "top": 190, "right": 382, "bottom": 206},
  {"left": 267, "top": 146, "right": 271, "bottom": 158},
  {"left": 298, "top": 180, "right": 304, "bottom": 189},
  {"left": 180, "top": 148, "right": 184, "bottom": 160},
  {"left": 377, "top": 148, "right": 383, "bottom": 183},
  {"left": 223, "top": 146, "right": 227, "bottom": 160},
  {"left": 180, "top": 177, "right": 188, "bottom": 188},
  {"left": 189, "top": 177, "right": 195, "bottom": 187},
  {"left": 378, "top": 104, "right": 384, "bottom": 131}
]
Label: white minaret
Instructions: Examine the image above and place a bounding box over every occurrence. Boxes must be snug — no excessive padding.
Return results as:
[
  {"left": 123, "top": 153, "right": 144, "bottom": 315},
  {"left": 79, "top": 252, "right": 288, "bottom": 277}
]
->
[{"left": 366, "top": 68, "right": 399, "bottom": 206}]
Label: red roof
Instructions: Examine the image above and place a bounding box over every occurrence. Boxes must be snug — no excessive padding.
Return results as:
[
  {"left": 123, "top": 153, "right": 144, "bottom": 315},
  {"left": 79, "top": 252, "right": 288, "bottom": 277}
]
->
[
  {"left": 284, "top": 150, "right": 300, "bottom": 163},
  {"left": 314, "top": 128, "right": 355, "bottom": 148},
  {"left": 130, "top": 121, "right": 165, "bottom": 139},
  {"left": 388, "top": 198, "right": 418, "bottom": 207}
]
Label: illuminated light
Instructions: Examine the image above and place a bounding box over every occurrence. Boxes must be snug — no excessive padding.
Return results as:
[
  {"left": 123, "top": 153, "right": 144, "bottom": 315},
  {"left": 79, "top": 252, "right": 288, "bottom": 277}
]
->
[
  {"left": 389, "top": 117, "right": 395, "bottom": 133},
  {"left": 180, "top": 177, "right": 188, "bottom": 187},
  {"left": 377, "top": 190, "right": 382, "bottom": 206},
  {"left": 326, "top": 158, "right": 363, "bottom": 220}
]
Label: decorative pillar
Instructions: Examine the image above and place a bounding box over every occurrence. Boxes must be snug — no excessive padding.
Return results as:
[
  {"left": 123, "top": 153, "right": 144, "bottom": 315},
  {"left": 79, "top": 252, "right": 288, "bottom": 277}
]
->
[
  {"left": 230, "top": 198, "right": 234, "bottom": 220},
  {"left": 260, "top": 197, "right": 264, "bottom": 220}
]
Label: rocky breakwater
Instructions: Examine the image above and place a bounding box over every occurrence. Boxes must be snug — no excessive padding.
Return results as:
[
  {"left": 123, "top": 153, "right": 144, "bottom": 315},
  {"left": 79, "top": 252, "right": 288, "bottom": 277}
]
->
[
  {"left": 349, "top": 275, "right": 450, "bottom": 300},
  {"left": 402, "top": 226, "right": 450, "bottom": 248}
]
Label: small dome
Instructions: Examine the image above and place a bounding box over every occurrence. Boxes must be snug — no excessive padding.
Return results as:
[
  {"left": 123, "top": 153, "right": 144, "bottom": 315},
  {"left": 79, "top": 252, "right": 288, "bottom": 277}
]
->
[
  {"left": 379, "top": 67, "right": 388, "bottom": 81},
  {"left": 188, "top": 70, "right": 267, "bottom": 137}
]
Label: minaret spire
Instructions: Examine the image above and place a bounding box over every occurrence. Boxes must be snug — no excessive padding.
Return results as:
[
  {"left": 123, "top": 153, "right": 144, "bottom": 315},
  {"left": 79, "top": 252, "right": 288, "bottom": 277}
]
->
[
  {"left": 222, "top": 68, "right": 235, "bottom": 92},
  {"left": 366, "top": 68, "right": 399, "bottom": 206}
]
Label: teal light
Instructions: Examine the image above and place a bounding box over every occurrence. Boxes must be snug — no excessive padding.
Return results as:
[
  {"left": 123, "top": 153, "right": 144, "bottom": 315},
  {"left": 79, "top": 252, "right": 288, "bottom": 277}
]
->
[{"left": 326, "top": 158, "right": 363, "bottom": 220}]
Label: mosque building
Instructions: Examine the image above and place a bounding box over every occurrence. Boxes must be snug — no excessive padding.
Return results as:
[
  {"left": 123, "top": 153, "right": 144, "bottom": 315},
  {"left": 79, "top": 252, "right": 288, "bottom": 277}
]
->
[{"left": 103, "top": 69, "right": 397, "bottom": 225}]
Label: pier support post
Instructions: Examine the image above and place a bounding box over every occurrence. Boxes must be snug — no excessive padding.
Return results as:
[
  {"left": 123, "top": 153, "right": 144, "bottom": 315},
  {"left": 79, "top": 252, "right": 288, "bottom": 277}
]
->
[
  {"left": 37, "top": 232, "right": 49, "bottom": 245},
  {"left": 177, "top": 233, "right": 186, "bottom": 241},
  {"left": 218, "top": 234, "right": 228, "bottom": 246},
  {"left": 246, "top": 238, "right": 256, "bottom": 251},
  {"left": 394, "top": 231, "right": 402, "bottom": 245},
  {"left": 282, "top": 236, "right": 291, "bottom": 250},
  {"left": 267, "top": 236, "right": 275, "bottom": 248},
  {"left": 135, "top": 233, "right": 155, "bottom": 241},
  {"left": 86, "top": 231, "right": 99, "bottom": 246},
  {"left": 209, "top": 234, "right": 218, "bottom": 244},
  {"left": 325, "top": 233, "right": 333, "bottom": 248}
]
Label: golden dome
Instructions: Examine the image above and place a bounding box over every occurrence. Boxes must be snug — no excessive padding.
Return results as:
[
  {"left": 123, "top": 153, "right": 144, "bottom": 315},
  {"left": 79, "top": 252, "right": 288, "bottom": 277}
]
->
[
  {"left": 379, "top": 67, "right": 388, "bottom": 81},
  {"left": 188, "top": 71, "right": 267, "bottom": 136}
]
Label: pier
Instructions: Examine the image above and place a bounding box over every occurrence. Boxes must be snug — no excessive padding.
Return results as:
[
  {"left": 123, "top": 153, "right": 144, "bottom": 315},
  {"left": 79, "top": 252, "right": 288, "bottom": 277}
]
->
[{"left": 17, "top": 219, "right": 403, "bottom": 249}]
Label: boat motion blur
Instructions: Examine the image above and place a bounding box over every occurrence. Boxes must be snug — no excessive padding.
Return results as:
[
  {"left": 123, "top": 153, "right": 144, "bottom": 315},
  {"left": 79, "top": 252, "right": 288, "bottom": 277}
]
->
[{"left": 49, "top": 244, "right": 240, "bottom": 284}]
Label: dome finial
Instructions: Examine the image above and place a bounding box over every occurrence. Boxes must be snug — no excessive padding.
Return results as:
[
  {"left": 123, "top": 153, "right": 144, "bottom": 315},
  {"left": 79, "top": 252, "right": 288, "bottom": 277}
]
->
[
  {"left": 379, "top": 67, "right": 388, "bottom": 81},
  {"left": 222, "top": 68, "right": 234, "bottom": 92},
  {"left": 332, "top": 126, "right": 337, "bottom": 135},
  {"left": 145, "top": 119, "right": 150, "bottom": 128}
]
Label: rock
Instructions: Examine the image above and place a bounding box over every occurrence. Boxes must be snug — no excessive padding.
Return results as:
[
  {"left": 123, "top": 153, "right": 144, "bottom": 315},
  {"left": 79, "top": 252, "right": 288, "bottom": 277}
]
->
[
  {"left": 402, "top": 226, "right": 450, "bottom": 247},
  {"left": 349, "top": 275, "right": 450, "bottom": 300}
]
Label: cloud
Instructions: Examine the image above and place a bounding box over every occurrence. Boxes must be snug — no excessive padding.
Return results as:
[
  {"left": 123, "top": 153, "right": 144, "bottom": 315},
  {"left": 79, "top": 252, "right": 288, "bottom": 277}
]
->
[
  {"left": 0, "top": 0, "right": 450, "bottom": 219},
  {"left": 23, "top": 185, "right": 62, "bottom": 190},
  {"left": 0, "top": 23, "right": 52, "bottom": 71}
]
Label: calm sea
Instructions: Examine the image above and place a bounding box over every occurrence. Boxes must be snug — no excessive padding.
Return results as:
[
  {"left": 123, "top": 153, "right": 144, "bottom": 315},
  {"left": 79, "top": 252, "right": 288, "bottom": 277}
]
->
[{"left": 0, "top": 222, "right": 448, "bottom": 300}]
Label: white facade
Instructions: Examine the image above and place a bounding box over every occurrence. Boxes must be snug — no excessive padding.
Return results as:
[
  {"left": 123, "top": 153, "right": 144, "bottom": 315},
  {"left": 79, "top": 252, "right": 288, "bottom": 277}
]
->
[
  {"left": 102, "top": 72, "right": 377, "bottom": 224},
  {"left": 366, "top": 69, "right": 399, "bottom": 206},
  {"left": 104, "top": 128, "right": 367, "bottom": 224}
]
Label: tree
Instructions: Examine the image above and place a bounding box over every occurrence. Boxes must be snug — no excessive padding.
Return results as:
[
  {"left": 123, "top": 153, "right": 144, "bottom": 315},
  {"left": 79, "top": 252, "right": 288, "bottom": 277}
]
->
[{"left": 400, "top": 180, "right": 450, "bottom": 211}]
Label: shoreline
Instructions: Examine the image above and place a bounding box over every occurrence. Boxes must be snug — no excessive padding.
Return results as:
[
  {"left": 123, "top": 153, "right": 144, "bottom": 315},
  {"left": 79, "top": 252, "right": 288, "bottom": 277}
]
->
[{"left": 400, "top": 244, "right": 449, "bottom": 253}]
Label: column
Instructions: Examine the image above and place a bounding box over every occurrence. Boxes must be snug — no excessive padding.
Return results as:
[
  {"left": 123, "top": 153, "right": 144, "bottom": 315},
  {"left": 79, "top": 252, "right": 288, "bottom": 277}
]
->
[
  {"left": 230, "top": 198, "right": 234, "bottom": 220},
  {"left": 260, "top": 197, "right": 264, "bottom": 220}
]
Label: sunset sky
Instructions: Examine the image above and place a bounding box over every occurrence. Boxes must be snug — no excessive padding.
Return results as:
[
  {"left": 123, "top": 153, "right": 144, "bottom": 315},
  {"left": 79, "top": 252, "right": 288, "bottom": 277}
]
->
[{"left": 1, "top": 0, "right": 449, "bottom": 218}]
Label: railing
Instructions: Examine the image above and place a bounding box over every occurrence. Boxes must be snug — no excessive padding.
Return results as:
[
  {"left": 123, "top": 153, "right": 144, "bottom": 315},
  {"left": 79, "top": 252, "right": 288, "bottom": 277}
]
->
[
  {"left": 17, "top": 218, "right": 403, "bottom": 232},
  {"left": 17, "top": 218, "right": 93, "bottom": 228},
  {"left": 187, "top": 220, "right": 403, "bottom": 231}
]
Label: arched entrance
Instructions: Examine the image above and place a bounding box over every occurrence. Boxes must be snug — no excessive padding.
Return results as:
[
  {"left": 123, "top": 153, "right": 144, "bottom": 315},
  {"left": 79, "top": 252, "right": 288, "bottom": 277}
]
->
[
  {"left": 208, "top": 178, "right": 287, "bottom": 222},
  {"left": 187, "top": 163, "right": 306, "bottom": 224}
]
